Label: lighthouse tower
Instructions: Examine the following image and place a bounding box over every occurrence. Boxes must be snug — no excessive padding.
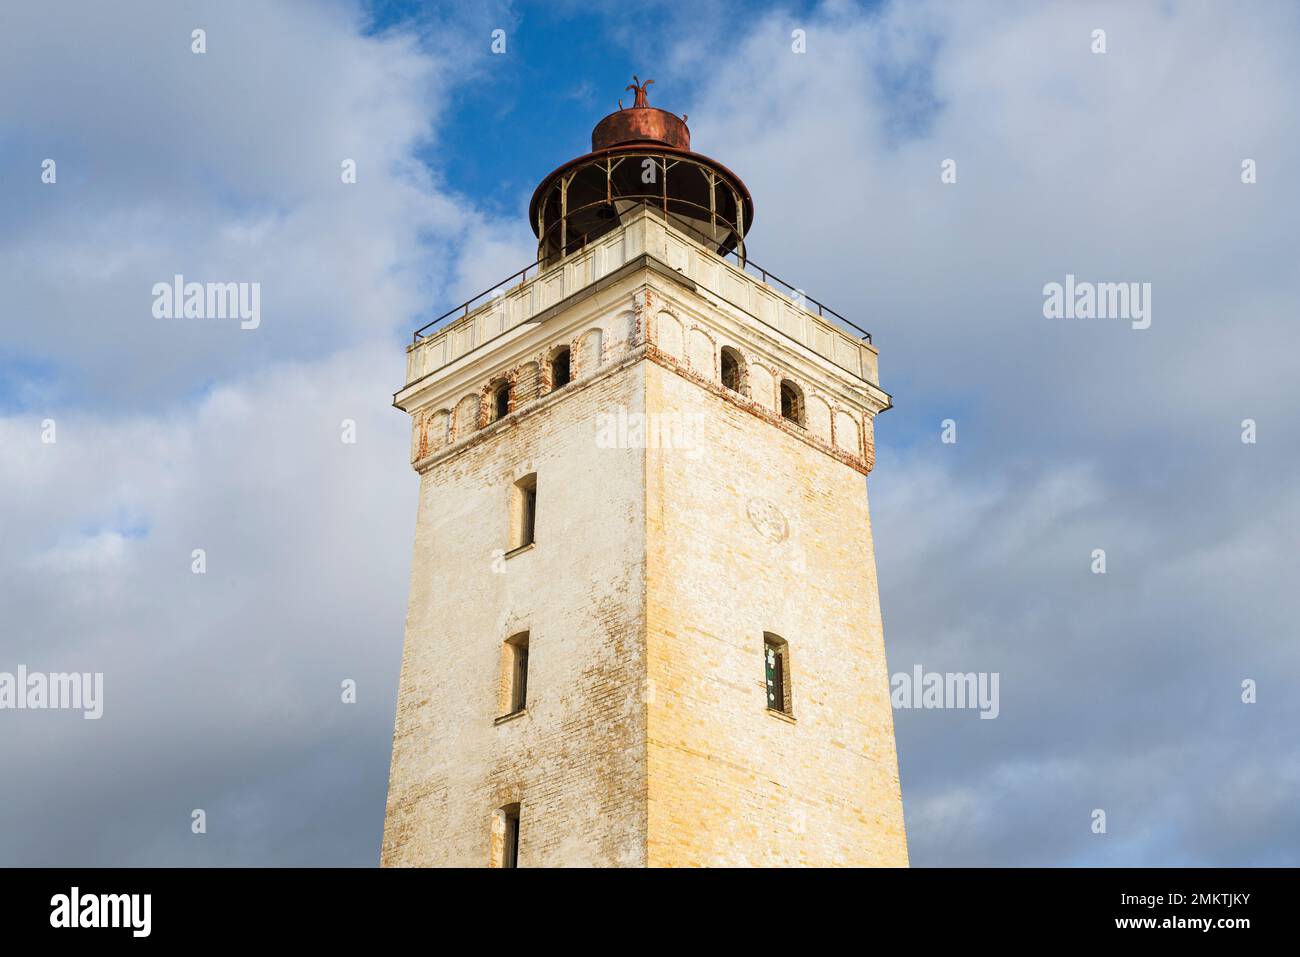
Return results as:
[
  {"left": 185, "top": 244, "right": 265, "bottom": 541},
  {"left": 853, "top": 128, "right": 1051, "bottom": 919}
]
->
[{"left": 381, "top": 79, "right": 906, "bottom": 867}]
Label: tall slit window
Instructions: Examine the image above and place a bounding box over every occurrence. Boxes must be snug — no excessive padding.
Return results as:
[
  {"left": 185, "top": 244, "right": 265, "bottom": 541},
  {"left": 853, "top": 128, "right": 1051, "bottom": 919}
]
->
[
  {"left": 501, "top": 632, "right": 529, "bottom": 716},
  {"left": 764, "top": 633, "right": 791, "bottom": 715},
  {"left": 494, "top": 803, "right": 521, "bottom": 868},
  {"left": 509, "top": 473, "right": 537, "bottom": 552}
]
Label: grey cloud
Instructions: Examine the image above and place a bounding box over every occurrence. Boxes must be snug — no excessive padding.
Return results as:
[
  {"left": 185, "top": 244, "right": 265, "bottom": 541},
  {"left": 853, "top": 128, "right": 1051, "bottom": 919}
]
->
[
  {"left": 2, "top": 0, "right": 1297, "bottom": 867},
  {"left": 672, "top": 0, "right": 1300, "bottom": 865}
]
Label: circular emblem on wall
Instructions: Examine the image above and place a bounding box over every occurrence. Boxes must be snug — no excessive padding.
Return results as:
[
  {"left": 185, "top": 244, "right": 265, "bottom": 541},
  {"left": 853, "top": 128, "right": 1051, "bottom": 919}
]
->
[{"left": 746, "top": 497, "right": 789, "bottom": 543}]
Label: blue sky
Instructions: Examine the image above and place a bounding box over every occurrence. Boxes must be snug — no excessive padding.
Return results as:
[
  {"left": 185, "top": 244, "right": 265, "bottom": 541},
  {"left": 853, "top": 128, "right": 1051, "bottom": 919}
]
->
[
  {"left": 2, "top": 0, "right": 1298, "bottom": 867},
  {"left": 364, "top": 0, "right": 864, "bottom": 209}
]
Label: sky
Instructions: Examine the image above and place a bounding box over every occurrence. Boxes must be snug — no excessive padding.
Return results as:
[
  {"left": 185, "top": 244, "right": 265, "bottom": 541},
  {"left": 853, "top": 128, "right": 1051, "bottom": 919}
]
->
[{"left": 1, "top": 0, "right": 1297, "bottom": 866}]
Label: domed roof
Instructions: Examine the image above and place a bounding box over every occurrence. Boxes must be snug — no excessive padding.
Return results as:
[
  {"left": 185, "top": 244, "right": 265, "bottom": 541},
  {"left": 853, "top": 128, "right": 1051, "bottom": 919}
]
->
[
  {"left": 591, "top": 76, "right": 691, "bottom": 150},
  {"left": 528, "top": 76, "right": 753, "bottom": 264}
]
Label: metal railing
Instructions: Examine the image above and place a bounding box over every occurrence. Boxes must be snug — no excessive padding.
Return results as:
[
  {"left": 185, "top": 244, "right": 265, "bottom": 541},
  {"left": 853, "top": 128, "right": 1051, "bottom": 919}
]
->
[
  {"left": 734, "top": 259, "right": 872, "bottom": 344},
  {"left": 412, "top": 258, "right": 544, "bottom": 344},
  {"left": 411, "top": 201, "right": 872, "bottom": 345}
]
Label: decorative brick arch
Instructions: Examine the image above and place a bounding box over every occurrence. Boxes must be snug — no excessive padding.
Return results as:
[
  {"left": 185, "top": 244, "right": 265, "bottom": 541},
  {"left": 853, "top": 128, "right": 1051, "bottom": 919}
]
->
[
  {"left": 832, "top": 409, "right": 861, "bottom": 457},
  {"left": 410, "top": 409, "right": 426, "bottom": 463},
  {"left": 748, "top": 361, "right": 777, "bottom": 412},
  {"left": 805, "top": 393, "right": 832, "bottom": 444},
  {"left": 575, "top": 327, "right": 604, "bottom": 378},
  {"left": 686, "top": 326, "right": 717, "bottom": 379},
  {"left": 612, "top": 309, "right": 638, "bottom": 354},
  {"left": 655, "top": 309, "right": 684, "bottom": 360},
  {"left": 451, "top": 393, "right": 480, "bottom": 441},
  {"left": 513, "top": 360, "right": 541, "bottom": 404},
  {"left": 417, "top": 408, "right": 451, "bottom": 460},
  {"left": 863, "top": 413, "right": 876, "bottom": 472}
]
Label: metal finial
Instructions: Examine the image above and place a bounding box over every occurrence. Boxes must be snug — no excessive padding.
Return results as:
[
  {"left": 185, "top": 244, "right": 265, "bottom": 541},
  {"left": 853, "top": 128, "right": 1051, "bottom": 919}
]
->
[{"left": 625, "top": 75, "right": 654, "bottom": 109}]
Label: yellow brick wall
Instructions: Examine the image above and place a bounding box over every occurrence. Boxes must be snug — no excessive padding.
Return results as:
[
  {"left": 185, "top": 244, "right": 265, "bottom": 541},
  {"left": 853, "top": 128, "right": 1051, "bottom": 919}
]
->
[
  {"left": 383, "top": 269, "right": 905, "bottom": 867},
  {"left": 643, "top": 361, "right": 907, "bottom": 866},
  {"left": 381, "top": 364, "right": 649, "bottom": 867}
]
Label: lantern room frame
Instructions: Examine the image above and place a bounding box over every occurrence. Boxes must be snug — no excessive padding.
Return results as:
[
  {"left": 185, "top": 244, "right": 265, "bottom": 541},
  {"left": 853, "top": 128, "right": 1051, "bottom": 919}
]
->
[{"left": 528, "top": 147, "right": 754, "bottom": 268}]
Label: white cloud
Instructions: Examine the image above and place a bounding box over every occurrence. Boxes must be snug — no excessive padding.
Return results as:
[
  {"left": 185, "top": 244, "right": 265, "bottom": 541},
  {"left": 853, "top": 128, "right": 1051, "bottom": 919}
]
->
[
  {"left": 669, "top": 0, "right": 1300, "bottom": 864},
  {"left": 0, "top": 0, "right": 525, "bottom": 865},
  {"left": 2, "top": 0, "right": 1297, "bottom": 866}
]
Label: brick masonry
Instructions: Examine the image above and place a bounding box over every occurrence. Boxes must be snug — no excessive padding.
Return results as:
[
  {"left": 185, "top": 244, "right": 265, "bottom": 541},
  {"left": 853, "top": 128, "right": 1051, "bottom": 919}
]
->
[{"left": 383, "top": 248, "right": 906, "bottom": 867}]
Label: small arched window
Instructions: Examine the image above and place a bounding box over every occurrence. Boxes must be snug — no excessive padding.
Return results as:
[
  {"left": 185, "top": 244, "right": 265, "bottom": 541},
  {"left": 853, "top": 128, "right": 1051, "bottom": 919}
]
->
[
  {"left": 779, "top": 379, "right": 804, "bottom": 426},
  {"left": 550, "top": 346, "right": 571, "bottom": 390},
  {"left": 720, "top": 346, "right": 744, "bottom": 394},
  {"left": 491, "top": 379, "right": 511, "bottom": 422}
]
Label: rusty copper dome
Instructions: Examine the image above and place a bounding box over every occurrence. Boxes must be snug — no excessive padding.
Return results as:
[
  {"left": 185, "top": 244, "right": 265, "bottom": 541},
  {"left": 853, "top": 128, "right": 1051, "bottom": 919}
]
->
[
  {"left": 529, "top": 76, "right": 753, "bottom": 266},
  {"left": 591, "top": 105, "right": 690, "bottom": 151}
]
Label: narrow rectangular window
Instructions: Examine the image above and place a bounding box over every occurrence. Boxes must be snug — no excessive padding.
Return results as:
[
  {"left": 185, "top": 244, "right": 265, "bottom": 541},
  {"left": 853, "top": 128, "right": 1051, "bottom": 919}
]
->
[
  {"left": 504, "top": 806, "right": 520, "bottom": 868},
  {"left": 493, "top": 803, "right": 521, "bottom": 868},
  {"left": 522, "top": 484, "right": 536, "bottom": 545},
  {"left": 505, "top": 632, "right": 529, "bottom": 714},
  {"left": 510, "top": 473, "right": 537, "bottom": 552},
  {"left": 764, "top": 633, "right": 791, "bottom": 715}
]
